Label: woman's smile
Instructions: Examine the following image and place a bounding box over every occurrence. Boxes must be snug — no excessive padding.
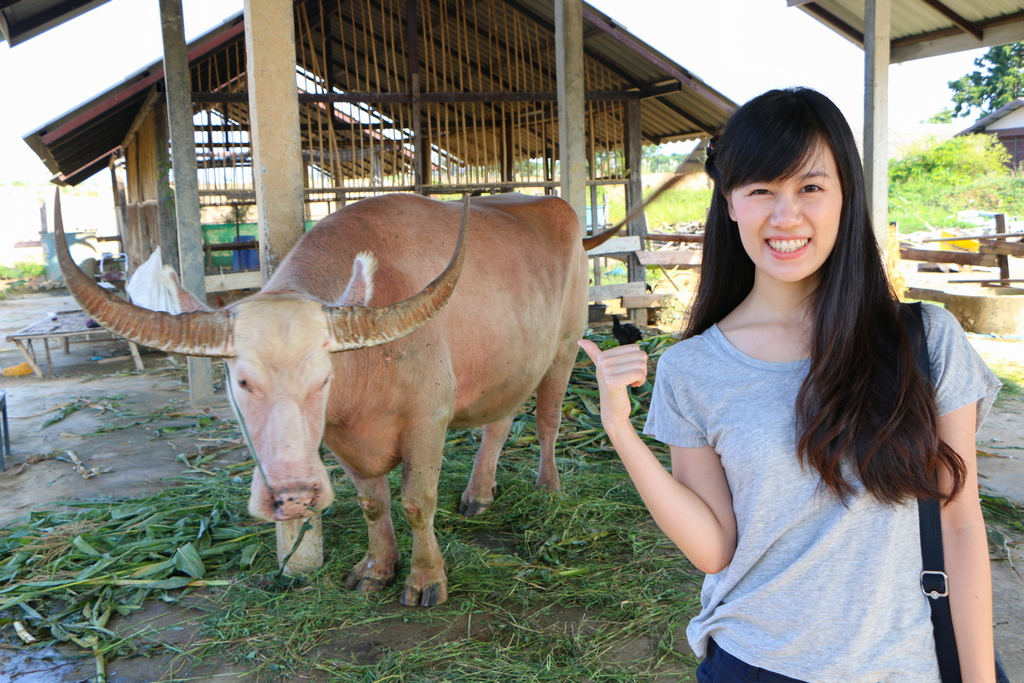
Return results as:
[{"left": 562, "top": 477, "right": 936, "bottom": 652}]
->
[{"left": 766, "top": 237, "right": 810, "bottom": 256}]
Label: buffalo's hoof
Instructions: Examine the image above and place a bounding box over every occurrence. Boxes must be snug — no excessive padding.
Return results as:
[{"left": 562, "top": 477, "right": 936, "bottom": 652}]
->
[
  {"left": 459, "top": 485, "right": 497, "bottom": 516},
  {"left": 535, "top": 476, "right": 560, "bottom": 492},
  {"left": 458, "top": 498, "right": 493, "bottom": 517},
  {"left": 344, "top": 558, "right": 399, "bottom": 592},
  {"left": 347, "top": 575, "right": 389, "bottom": 594},
  {"left": 400, "top": 581, "right": 447, "bottom": 607}
]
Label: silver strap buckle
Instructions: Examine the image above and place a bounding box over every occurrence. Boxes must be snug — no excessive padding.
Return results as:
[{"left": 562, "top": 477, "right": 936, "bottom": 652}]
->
[{"left": 921, "top": 570, "right": 949, "bottom": 599}]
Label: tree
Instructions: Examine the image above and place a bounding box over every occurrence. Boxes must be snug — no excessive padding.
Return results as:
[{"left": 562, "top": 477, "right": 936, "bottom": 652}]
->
[
  {"left": 948, "top": 42, "right": 1024, "bottom": 119},
  {"left": 889, "top": 135, "right": 1009, "bottom": 186},
  {"left": 925, "top": 108, "right": 954, "bottom": 123}
]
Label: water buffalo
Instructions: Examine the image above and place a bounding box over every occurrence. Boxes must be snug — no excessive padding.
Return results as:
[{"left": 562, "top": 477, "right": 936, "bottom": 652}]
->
[{"left": 57, "top": 191, "right": 618, "bottom": 606}]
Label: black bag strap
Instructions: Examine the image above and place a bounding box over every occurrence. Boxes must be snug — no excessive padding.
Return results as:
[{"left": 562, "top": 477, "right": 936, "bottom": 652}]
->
[{"left": 906, "top": 302, "right": 963, "bottom": 683}]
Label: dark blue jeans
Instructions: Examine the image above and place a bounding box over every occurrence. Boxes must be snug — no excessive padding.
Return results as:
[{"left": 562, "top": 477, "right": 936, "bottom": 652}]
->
[{"left": 697, "top": 639, "right": 809, "bottom": 683}]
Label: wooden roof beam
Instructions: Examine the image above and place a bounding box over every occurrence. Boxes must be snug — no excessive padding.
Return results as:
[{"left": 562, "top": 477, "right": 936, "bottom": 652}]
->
[
  {"left": 891, "top": 10, "right": 1024, "bottom": 61},
  {"left": 195, "top": 90, "right": 651, "bottom": 104},
  {"left": 796, "top": 3, "right": 864, "bottom": 47},
  {"left": 917, "top": 0, "right": 982, "bottom": 41}
]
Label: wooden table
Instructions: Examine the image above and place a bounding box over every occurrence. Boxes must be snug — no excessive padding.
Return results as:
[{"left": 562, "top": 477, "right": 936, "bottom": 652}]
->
[{"left": 6, "top": 310, "right": 144, "bottom": 377}]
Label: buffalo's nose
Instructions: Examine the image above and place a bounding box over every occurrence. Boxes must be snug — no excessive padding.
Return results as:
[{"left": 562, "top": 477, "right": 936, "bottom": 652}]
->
[{"left": 271, "top": 486, "right": 318, "bottom": 520}]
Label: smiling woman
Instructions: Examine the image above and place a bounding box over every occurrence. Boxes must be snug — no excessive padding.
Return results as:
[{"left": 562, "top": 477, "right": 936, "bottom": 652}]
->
[{"left": 579, "top": 88, "right": 1003, "bottom": 683}]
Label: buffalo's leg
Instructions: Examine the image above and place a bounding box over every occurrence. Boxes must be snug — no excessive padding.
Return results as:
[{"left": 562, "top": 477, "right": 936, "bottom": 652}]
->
[
  {"left": 459, "top": 414, "right": 514, "bottom": 516},
  {"left": 399, "top": 424, "right": 449, "bottom": 607},
  {"left": 533, "top": 349, "right": 576, "bottom": 491},
  {"left": 332, "top": 458, "right": 401, "bottom": 593}
]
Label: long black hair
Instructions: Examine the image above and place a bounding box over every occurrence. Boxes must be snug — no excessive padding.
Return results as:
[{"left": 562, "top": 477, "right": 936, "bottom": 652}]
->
[{"left": 688, "top": 87, "right": 964, "bottom": 504}]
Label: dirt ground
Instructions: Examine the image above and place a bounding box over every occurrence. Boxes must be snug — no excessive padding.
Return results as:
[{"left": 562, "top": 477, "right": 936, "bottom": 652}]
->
[{"left": 1, "top": 290, "right": 1022, "bottom": 682}]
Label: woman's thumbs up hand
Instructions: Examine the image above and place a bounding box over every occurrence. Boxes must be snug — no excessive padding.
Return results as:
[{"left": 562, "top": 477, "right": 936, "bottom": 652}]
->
[{"left": 577, "top": 339, "right": 648, "bottom": 426}]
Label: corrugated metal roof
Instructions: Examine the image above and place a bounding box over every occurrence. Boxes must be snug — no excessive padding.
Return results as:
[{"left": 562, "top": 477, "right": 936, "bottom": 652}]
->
[
  {"left": 22, "top": 3, "right": 736, "bottom": 185},
  {"left": 796, "top": 0, "right": 1024, "bottom": 62},
  {"left": 0, "top": 0, "right": 112, "bottom": 47},
  {"left": 23, "top": 14, "right": 245, "bottom": 183}
]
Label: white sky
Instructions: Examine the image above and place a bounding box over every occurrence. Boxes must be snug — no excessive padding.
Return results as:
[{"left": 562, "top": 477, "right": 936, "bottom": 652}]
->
[{"left": 0, "top": 0, "right": 988, "bottom": 185}]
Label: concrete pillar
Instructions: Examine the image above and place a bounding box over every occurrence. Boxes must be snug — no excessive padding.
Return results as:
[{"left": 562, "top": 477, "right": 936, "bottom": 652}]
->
[
  {"left": 276, "top": 516, "right": 324, "bottom": 576},
  {"left": 864, "top": 0, "right": 890, "bottom": 248},
  {"left": 244, "top": 0, "right": 306, "bottom": 279},
  {"left": 243, "top": 0, "right": 323, "bottom": 574},
  {"left": 159, "top": 0, "right": 214, "bottom": 407},
  {"left": 555, "top": 0, "right": 587, "bottom": 231}
]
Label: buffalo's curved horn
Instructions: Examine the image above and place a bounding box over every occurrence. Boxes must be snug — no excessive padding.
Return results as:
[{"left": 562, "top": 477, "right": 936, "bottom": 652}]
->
[
  {"left": 325, "top": 195, "right": 469, "bottom": 352},
  {"left": 54, "top": 190, "right": 236, "bottom": 357}
]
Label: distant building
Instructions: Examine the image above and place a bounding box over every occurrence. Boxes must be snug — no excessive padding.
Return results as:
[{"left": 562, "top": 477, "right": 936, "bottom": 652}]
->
[{"left": 957, "top": 98, "right": 1024, "bottom": 169}]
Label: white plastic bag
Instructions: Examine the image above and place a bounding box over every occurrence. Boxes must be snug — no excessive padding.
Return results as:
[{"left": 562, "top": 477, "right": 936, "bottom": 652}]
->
[{"left": 125, "top": 247, "right": 182, "bottom": 314}]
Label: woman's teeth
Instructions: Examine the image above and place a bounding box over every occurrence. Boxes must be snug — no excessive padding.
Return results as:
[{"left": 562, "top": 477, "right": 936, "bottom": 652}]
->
[{"left": 768, "top": 238, "right": 809, "bottom": 253}]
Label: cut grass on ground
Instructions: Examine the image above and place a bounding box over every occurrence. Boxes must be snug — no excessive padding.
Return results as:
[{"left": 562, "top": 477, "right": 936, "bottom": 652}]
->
[{"left": 0, "top": 331, "right": 702, "bottom": 682}]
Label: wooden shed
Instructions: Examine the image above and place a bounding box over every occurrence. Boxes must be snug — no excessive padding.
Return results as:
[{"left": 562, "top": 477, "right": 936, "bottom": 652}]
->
[{"left": 23, "top": 1, "right": 735, "bottom": 301}]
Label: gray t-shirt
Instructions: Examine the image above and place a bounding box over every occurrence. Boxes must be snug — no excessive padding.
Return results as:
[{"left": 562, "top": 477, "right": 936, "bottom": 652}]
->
[{"left": 643, "top": 304, "right": 1001, "bottom": 683}]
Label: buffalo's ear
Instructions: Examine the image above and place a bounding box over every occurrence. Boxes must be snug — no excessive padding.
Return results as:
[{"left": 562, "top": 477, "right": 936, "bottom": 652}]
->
[
  {"left": 168, "top": 271, "right": 214, "bottom": 312},
  {"left": 335, "top": 252, "right": 377, "bottom": 307}
]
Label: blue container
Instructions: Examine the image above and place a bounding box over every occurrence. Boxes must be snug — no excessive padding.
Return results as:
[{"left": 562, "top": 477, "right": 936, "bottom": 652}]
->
[{"left": 232, "top": 235, "right": 258, "bottom": 271}]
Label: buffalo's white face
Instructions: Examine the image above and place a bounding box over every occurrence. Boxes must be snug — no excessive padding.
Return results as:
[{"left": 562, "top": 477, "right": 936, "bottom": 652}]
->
[{"left": 226, "top": 297, "right": 338, "bottom": 521}]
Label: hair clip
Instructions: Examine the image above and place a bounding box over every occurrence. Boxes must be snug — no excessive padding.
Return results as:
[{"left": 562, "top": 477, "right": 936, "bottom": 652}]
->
[{"left": 706, "top": 135, "right": 720, "bottom": 157}]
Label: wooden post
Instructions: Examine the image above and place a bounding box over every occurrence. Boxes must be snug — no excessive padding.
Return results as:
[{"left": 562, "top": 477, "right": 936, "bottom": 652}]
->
[
  {"left": 153, "top": 99, "right": 180, "bottom": 274},
  {"left": 544, "top": 140, "right": 554, "bottom": 196},
  {"left": 864, "top": 0, "right": 890, "bottom": 250},
  {"left": 623, "top": 99, "right": 647, "bottom": 326},
  {"left": 503, "top": 124, "right": 515, "bottom": 188},
  {"left": 407, "top": 0, "right": 424, "bottom": 195},
  {"left": 555, "top": 0, "right": 586, "bottom": 230},
  {"left": 244, "top": 0, "right": 323, "bottom": 574},
  {"left": 995, "top": 213, "right": 1011, "bottom": 284},
  {"left": 109, "top": 159, "right": 130, "bottom": 262},
  {"left": 159, "top": 0, "right": 214, "bottom": 407}
]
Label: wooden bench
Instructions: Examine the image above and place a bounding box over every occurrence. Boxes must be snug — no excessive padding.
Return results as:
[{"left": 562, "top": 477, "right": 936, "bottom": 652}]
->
[{"left": 6, "top": 310, "right": 144, "bottom": 377}]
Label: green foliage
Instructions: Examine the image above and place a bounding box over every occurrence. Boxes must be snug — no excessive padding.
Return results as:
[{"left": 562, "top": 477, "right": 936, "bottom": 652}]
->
[
  {"left": 889, "top": 135, "right": 1009, "bottom": 186},
  {"left": 0, "top": 260, "right": 46, "bottom": 280},
  {"left": 0, "top": 259, "right": 48, "bottom": 298},
  {"left": 949, "top": 42, "right": 1024, "bottom": 119},
  {"left": 887, "top": 134, "right": 1023, "bottom": 232}
]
